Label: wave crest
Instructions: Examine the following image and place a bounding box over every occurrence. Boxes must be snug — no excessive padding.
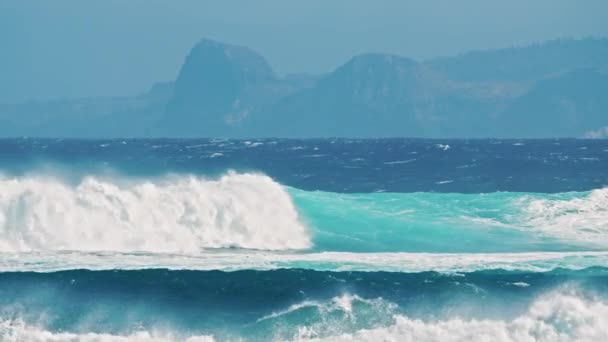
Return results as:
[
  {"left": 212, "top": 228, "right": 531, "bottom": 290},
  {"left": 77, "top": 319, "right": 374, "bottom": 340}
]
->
[
  {"left": 304, "top": 290, "right": 608, "bottom": 341},
  {"left": 0, "top": 173, "right": 311, "bottom": 252},
  {"left": 519, "top": 188, "right": 608, "bottom": 244}
]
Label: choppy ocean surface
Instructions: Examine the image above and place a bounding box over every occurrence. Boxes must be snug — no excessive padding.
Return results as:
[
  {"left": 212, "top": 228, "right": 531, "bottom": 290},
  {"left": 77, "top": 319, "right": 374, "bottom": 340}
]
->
[{"left": 0, "top": 138, "right": 607, "bottom": 341}]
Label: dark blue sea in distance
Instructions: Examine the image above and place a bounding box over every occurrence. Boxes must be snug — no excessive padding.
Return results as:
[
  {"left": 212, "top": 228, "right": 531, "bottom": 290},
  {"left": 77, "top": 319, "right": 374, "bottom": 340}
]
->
[{"left": 0, "top": 138, "right": 607, "bottom": 341}]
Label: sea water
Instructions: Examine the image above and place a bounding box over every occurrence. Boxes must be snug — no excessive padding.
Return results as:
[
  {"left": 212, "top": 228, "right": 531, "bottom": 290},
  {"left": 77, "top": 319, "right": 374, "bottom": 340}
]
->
[{"left": 0, "top": 138, "right": 607, "bottom": 341}]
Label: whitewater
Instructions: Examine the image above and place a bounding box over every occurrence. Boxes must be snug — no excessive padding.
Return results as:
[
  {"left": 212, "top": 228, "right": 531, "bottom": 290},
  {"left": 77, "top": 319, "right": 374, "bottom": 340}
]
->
[
  {"left": 0, "top": 173, "right": 310, "bottom": 252},
  {"left": 2, "top": 289, "right": 606, "bottom": 342},
  {"left": 0, "top": 172, "right": 606, "bottom": 254},
  {"left": 0, "top": 138, "right": 606, "bottom": 341}
]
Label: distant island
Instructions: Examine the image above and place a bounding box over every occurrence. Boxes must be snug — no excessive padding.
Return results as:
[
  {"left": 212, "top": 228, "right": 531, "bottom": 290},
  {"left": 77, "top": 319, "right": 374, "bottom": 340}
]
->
[{"left": 1, "top": 38, "right": 607, "bottom": 138}]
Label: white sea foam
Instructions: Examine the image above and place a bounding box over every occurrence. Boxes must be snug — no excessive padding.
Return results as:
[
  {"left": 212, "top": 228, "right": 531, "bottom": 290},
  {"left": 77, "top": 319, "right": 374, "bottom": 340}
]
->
[
  {"left": 0, "top": 173, "right": 311, "bottom": 253},
  {"left": 0, "top": 290, "right": 606, "bottom": 341},
  {"left": 257, "top": 294, "right": 394, "bottom": 323},
  {"left": 304, "top": 289, "right": 608, "bottom": 342},
  {"left": 510, "top": 282, "right": 530, "bottom": 288},
  {"left": 0, "top": 320, "right": 215, "bottom": 342},
  {"left": 517, "top": 188, "right": 608, "bottom": 245},
  {"left": 1, "top": 251, "right": 606, "bottom": 273},
  {"left": 383, "top": 159, "right": 416, "bottom": 165}
]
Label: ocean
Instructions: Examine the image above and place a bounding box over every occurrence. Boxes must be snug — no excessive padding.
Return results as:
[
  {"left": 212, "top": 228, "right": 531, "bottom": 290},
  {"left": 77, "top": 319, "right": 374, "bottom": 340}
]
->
[{"left": 0, "top": 138, "right": 607, "bottom": 341}]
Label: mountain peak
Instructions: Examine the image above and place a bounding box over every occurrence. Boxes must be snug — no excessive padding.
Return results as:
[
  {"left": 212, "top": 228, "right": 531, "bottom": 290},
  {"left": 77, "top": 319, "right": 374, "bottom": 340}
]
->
[
  {"left": 187, "top": 38, "right": 276, "bottom": 82},
  {"left": 162, "top": 39, "right": 277, "bottom": 135},
  {"left": 315, "top": 52, "right": 424, "bottom": 101}
]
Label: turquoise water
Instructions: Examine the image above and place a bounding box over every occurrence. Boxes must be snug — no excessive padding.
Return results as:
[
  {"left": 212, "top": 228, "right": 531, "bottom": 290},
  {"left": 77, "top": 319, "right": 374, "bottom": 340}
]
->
[
  {"left": 0, "top": 138, "right": 607, "bottom": 341},
  {"left": 292, "top": 188, "right": 605, "bottom": 253}
]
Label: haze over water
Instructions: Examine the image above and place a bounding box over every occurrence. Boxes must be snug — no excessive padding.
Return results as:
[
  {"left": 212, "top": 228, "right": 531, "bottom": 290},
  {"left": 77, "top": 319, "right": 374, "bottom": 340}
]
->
[{"left": 0, "top": 1, "right": 607, "bottom": 341}]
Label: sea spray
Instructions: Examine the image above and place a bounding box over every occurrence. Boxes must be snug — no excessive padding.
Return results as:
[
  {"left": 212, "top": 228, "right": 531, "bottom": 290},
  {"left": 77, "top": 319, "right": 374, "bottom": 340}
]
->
[{"left": 0, "top": 173, "right": 311, "bottom": 252}]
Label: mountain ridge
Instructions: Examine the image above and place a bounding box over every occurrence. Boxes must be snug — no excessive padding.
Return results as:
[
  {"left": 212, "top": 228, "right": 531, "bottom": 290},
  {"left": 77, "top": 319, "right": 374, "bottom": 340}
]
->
[{"left": 1, "top": 37, "right": 607, "bottom": 138}]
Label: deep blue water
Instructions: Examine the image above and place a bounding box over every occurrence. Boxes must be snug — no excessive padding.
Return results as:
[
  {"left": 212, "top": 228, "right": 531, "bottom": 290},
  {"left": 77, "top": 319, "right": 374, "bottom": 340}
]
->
[
  {"left": 1, "top": 138, "right": 607, "bottom": 192},
  {"left": 0, "top": 138, "right": 607, "bottom": 341},
  {"left": 1, "top": 268, "right": 607, "bottom": 341}
]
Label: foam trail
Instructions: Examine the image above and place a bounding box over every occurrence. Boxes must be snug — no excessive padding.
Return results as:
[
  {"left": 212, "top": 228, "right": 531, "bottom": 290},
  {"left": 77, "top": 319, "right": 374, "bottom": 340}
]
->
[
  {"left": 0, "top": 173, "right": 311, "bottom": 252},
  {"left": 304, "top": 290, "right": 608, "bottom": 342},
  {"left": 518, "top": 188, "right": 608, "bottom": 244},
  {"left": 1, "top": 251, "right": 607, "bottom": 273},
  {"left": 257, "top": 294, "right": 397, "bottom": 323},
  {"left": 0, "top": 320, "right": 215, "bottom": 342}
]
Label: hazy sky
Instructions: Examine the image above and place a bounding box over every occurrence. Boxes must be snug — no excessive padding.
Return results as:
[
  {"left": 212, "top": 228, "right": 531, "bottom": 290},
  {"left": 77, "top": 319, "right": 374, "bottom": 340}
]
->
[{"left": 1, "top": 0, "right": 607, "bottom": 102}]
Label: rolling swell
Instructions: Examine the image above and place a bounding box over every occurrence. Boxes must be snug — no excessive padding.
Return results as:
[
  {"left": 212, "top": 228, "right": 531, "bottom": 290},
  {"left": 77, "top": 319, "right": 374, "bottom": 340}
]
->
[
  {"left": 307, "top": 290, "right": 608, "bottom": 341},
  {"left": 0, "top": 173, "right": 310, "bottom": 252},
  {"left": 2, "top": 291, "right": 607, "bottom": 341},
  {"left": 0, "top": 139, "right": 607, "bottom": 341},
  {"left": 2, "top": 138, "right": 607, "bottom": 194},
  {"left": 292, "top": 187, "right": 608, "bottom": 252},
  {"left": 0, "top": 172, "right": 606, "bottom": 253},
  {"left": 0, "top": 268, "right": 606, "bottom": 341}
]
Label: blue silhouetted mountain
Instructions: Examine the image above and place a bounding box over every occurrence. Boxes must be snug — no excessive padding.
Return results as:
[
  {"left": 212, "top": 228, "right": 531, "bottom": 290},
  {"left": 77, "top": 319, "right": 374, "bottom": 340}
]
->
[
  {"left": 496, "top": 68, "right": 608, "bottom": 137},
  {"left": 428, "top": 38, "right": 608, "bottom": 82},
  {"left": 260, "top": 54, "right": 431, "bottom": 137},
  {"left": 1, "top": 37, "right": 607, "bottom": 138},
  {"left": 0, "top": 82, "right": 173, "bottom": 137},
  {"left": 159, "top": 39, "right": 300, "bottom": 137}
]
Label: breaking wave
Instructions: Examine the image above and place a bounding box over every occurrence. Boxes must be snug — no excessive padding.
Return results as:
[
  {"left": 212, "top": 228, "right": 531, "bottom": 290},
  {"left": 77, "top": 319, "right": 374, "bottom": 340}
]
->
[
  {"left": 1, "top": 288, "right": 606, "bottom": 341},
  {"left": 0, "top": 171, "right": 607, "bottom": 254},
  {"left": 0, "top": 173, "right": 311, "bottom": 252},
  {"left": 307, "top": 290, "right": 608, "bottom": 342},
  {"left": 291, "top": 187, "right": 608, "bottom": 252},
  {"left": 517, "top": 188, "right": 608, "bottom": 245}
]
